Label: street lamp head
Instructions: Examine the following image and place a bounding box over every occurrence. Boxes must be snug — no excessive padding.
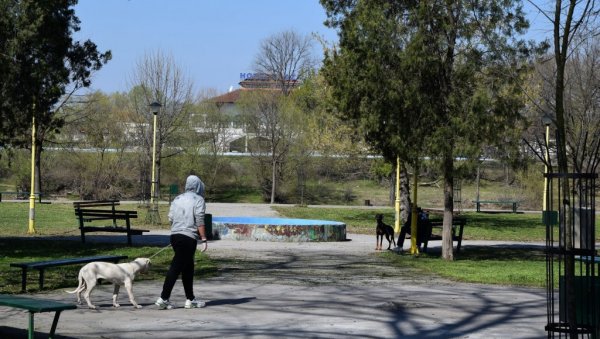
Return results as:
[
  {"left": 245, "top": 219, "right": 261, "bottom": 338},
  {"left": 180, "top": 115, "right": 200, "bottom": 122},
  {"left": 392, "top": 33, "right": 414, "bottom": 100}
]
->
[
  {"left": 149, "top": 101, "right": 162, "bottom": 115},
  {"left": 541, "top": 114, "right": 552, "bottom": 127}
]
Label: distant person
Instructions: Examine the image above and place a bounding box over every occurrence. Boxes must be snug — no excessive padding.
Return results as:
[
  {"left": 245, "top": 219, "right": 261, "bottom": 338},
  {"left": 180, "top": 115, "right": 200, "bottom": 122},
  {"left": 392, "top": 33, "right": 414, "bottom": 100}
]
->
[
  {"left": 155, "top": 175, "right": 208, "bottom": 310},
  {"left": 396, "top": 206, "right": 429, "bottom": 251}
]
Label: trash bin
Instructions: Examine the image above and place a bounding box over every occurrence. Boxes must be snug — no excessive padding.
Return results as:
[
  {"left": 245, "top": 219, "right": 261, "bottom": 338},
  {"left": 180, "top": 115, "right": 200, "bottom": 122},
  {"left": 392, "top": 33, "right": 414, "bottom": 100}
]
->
[
  {"left": 168, "top": 184, "right": 178, "bottom": 204},
  {"left": 204, "top": 213, "right": 213, "bottom": 240}
]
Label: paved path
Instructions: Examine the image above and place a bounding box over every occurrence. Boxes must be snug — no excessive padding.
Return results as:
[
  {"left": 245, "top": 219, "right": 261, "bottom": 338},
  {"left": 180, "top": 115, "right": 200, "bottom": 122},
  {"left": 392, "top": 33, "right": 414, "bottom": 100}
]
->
[{"left": 0, "top": 203, "right": 547, "bottom": 338}]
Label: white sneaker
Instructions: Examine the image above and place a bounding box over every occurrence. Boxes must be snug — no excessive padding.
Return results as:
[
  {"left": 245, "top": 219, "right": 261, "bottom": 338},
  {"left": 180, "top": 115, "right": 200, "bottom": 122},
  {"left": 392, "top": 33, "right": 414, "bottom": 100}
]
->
[
  {"left": 155, "top": 297, "right": 174, "bottom": 310},
  {"left": 185, "top": 299, "right": 206, "bottom": 309}
]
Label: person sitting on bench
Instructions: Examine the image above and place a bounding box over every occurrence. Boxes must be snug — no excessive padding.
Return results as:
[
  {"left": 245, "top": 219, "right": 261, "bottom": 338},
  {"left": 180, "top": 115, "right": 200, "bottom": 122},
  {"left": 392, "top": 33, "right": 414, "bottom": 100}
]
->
[{"left": 397, "top": 206, "right": 430, "bottom": 251}]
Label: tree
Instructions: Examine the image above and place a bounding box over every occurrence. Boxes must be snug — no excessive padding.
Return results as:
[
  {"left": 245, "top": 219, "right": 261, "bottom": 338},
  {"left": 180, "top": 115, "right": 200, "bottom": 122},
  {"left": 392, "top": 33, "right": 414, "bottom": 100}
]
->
[
  {"left": 192, "top": 89, "right": 239, "bottom": 190},
  {"left": 321, "top": 0, "right": 536, "bottom": 260},
  {"left": 526, "top": 1, "right": 600, "bottom": 336},
  {"left": 128, "top": 50, "right": 194, "bottom": 200},
  {"left": 58, "top": 91, "right": 135, "bottom": 199},
  {"left": 0, "top": 0, "right": 111, "bottom": 196},
  {"left": 238, "top": 90, "right": 288, "bottom": 203},
  {"left": 243, "top": 30, "right": 316, "bottom": 203},
  {"left": 254, "top": 30, "right": 316, "bottom": 95}
]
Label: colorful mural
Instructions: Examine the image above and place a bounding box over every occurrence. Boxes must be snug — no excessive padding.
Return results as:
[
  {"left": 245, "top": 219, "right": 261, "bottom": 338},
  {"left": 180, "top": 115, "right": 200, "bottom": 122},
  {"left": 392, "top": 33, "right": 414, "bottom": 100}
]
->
[{"left": 212, "top": 217, "right": 346, "bottom": 242}]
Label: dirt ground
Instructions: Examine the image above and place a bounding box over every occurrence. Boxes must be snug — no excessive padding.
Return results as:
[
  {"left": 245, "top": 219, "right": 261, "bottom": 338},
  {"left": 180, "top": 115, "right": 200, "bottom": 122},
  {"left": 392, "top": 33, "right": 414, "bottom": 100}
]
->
[{"left": 0, "top": 203, "right": 547, "bottom": 338}]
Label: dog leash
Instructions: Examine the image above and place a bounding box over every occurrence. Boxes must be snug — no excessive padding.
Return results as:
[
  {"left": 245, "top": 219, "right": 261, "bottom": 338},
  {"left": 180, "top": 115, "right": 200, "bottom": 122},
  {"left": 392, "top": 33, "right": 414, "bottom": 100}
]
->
[{"left": 149, "top": 244, "right": 172, "bottom": 259}]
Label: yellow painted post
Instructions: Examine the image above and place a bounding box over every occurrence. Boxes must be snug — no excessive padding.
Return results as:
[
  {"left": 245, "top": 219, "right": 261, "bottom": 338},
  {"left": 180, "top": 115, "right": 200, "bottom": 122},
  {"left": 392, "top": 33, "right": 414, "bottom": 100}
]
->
[
  {"left": 28, "top": 116, "right": 36, "bottom": 234},
  {"left": 543, "top": 123, "right": 550, "bottom": 211},
  {"left": 394, "top": 157, "right": 401, "bottom": 233},
  {"left": 410, "top": 169, "right": 419, "bottom": 255},
  {"left": 150, "top": 112, "right": 158, "bottom": 205}
]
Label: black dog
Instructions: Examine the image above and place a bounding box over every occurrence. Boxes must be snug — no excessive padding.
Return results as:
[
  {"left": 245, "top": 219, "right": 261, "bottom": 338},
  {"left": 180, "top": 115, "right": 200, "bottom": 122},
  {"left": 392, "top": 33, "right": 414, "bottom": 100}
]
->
[{"left": 375, "top": 214, "right": 396, "bottom": 250}]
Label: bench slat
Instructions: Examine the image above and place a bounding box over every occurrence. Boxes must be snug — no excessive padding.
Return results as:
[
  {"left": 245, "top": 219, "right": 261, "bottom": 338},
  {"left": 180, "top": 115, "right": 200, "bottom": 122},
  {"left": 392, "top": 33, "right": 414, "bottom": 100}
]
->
[
  {"left": 73, "top": 200, "right": 120, "bottom": 207},
  {"left": 0, "top": 295, "right": 76, "bottom": 312},
  {"left": 10, "top": 255, "right": 129, "bottom": 269},
  {"left": 80, "top": 227, "right": 148, "bottom": 234},
  {"left": 10, "top": 255, "right": 129, "bottom": 292}
]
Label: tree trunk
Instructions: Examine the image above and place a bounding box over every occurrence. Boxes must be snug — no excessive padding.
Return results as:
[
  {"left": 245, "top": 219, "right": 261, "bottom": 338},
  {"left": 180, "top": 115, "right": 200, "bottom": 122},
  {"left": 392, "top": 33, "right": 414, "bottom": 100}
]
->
[
  {"left": 400, "top": 163, "right": 411, "bottom": 223},
  {"left": 34, "top": 142, "right": 42, "bottom": 200},
  {"left": 270, "top": 156, "right": 276, "bottom": 204},
  {"left": 475, "top": 165, "right": 480, "bottom": 202},
  {"left": 554, "top": 2, "right": 575, "bottom": 335},
  {"left": 441, "top": 150, "right": 454, "bottom": 261}
]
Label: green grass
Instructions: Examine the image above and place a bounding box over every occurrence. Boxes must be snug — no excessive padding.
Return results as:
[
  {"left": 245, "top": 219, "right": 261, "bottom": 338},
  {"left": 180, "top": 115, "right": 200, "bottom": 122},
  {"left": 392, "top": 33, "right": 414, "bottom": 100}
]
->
[
  {"left": 0, "top": 238, "right": 217, "bottom": 294},
  {"left": 273, "top": 205, "right": 600, "bottom": 288},
  {"left": 0, "top": 202, "right": 172, "bottom": 236},
  {"left": 273, "top": 206, "right": 554, "bottom": 241},
  {"left": 381, "top": 246, "right": 547, "bottom": 287}
]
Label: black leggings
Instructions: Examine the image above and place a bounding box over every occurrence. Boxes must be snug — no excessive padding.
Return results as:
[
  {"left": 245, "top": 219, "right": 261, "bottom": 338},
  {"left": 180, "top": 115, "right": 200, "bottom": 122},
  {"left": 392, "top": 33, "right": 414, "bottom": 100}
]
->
[{"left": 160, "top": 234, "right": 197, "bottom": 301}]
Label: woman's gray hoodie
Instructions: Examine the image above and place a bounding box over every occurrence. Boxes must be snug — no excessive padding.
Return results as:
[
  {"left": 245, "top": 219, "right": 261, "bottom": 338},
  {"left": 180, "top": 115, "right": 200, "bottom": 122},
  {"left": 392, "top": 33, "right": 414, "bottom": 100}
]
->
[{"left": 168, "top": 175, "right": 205, "bottom": 240}]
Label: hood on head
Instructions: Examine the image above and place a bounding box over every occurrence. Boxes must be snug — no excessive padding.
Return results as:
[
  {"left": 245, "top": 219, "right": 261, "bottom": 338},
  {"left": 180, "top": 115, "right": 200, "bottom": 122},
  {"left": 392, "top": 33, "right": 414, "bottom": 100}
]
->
[{"left": 185, "top": 175, "right": 205, "bottom": 197}]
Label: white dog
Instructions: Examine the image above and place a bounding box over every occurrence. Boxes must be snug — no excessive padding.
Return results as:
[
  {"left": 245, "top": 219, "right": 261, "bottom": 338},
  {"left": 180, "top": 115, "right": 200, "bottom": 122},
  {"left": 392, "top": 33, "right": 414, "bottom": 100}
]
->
[{"left": 66, "top": 258, "right": 151, "bottom": 309}]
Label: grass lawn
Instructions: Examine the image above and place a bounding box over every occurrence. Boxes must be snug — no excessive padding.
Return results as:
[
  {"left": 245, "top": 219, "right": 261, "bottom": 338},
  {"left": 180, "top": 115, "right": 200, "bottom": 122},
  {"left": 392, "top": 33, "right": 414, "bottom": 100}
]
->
[
  {"left": 0, "top": 238, "right": 217, "bottom": 294},
  {"left": 273, "top": 206, "right": 554, "bottom": 241},
  {"left": 381, "top": 247, "right": 547, "bottom": 287},
  {"left": 273, "top": 205, "right": 600, "bottom": 288}
]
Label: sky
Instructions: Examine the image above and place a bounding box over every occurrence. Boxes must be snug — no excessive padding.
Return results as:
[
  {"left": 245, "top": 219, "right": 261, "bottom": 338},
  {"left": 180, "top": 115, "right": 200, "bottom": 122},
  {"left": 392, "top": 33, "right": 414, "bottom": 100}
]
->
[
  {"left": 74, "top": 0, "right": 551, "bottom": 97},
  {"left": 74, "top": 0, "right": 338, "bottom": 96}
]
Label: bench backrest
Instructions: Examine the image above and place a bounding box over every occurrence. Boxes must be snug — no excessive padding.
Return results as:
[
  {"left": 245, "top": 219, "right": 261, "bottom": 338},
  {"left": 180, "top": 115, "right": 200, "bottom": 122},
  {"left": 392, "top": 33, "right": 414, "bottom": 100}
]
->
[
  {"left": 73, "top": 200, "right": 120, "bottom": 209},
  {"left": 75, "top": 209, "right": 137, "bottom": 219},
  {"left": 10, "top": 255, "right": 129, "bottom": 269}
]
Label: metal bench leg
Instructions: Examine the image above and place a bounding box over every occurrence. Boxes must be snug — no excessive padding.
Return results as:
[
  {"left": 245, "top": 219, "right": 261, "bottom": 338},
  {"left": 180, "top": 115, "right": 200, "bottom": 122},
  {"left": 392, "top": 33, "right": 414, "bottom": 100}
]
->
[
  {"left": 21, "top": 268, "right": 27, "bottom": 292},
  {"left": 39, "top": 269, "right": 45, "bottom": 290},
  {"left": 28, "top": 311, "right": 34, "bottom": 339},
  {"left": 126, "top": 219, "right": 132, "bottom": 246},
  {"left": 49, "top": 310, "right": 63, "bottom": 339}
]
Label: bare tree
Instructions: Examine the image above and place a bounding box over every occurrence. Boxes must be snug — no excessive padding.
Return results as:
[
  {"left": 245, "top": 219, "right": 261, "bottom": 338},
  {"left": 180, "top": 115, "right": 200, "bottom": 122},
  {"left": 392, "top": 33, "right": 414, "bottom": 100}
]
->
[
  {"left": 527, "top": 1, "right": 600, "bottom": 336},
  {"left": 128, "top": 50, "right": 194, "bottom": 200},
  {"left": 192, "top": 89, "right": 239, "bottom": 189},
  {"left": 238, "top": 90, "right": 294, "bottom": 203},
  {"left": 58, "top": 91, "right": 134, "bottom": 199},
  {"left": 241, "top": 30, "right": 315, "bottom": 203},
  {"left": 254, "top": 30, "right": 316, "bottom": 95}
]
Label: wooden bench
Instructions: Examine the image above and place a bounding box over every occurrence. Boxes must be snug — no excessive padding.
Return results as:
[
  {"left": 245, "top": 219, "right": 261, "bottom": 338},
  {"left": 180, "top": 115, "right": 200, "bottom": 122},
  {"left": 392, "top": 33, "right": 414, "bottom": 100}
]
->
[
  {"left": 0, "top": 294, "right": 76, "bottom": 339},
  {"left": 422, "top": 217, "right": 467, "bottom": 253},
  {"left": 473, "top": 200, "right": 519, "bottom": 213},
  {"left": 10, "top": 255, "right": 128, "bottom": 292},
  {"left": 74, "top": 200, "right": 149, "bottom": 245}
]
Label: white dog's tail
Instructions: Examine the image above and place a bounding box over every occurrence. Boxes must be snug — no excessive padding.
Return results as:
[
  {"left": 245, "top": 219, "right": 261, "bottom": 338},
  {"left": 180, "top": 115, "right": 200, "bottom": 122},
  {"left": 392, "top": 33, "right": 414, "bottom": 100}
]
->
[{"left": 65, "top": 269, "right": 86, "bottom": 294}]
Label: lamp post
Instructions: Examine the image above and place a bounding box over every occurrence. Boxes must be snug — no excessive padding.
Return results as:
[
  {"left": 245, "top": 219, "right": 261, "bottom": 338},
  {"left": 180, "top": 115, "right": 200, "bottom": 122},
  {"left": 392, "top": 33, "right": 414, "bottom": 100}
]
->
[
  {"left": 542, "top": 114, "right": 552, "bottom": 212},
  {"left": 148, "top": 101, "right": 161, "bottom": 225}
]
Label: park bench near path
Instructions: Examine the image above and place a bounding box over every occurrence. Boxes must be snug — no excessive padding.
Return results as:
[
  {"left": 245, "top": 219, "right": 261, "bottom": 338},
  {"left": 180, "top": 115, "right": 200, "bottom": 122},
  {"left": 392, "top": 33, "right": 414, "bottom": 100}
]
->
[
  {"left": 74, "top": 200, "right": 149, "bottom": 245},
  {"left": 473, "top": 199, "right": 520, "bottom": 213},
  {"left": 10, "top": 255, "right": 128, "bottom": 292},
  {"left": 0, "top": 294, "right": 76, "bottom": 339},
  {"left": 422, "top": 217, "right": 467, "bottom": 253}
]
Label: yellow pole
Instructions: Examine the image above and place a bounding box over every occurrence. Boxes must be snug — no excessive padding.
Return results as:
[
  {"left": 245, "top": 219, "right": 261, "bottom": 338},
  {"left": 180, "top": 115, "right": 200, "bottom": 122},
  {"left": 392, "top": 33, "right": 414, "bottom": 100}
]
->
[
  {"left": 410, "top": 168, "right": 419, "bottom": 255},
  {"left": 28, "top": 116, "right": 36, "bottom": 234},
  {"left": 542, "top": 124, "right": 550, "bottom": 211},
  {"left": 394, "top": 157, "right": 401, "bottom": 233},
  {"left": 150, "top": 113, "right": 158, "bottom": 205}
]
